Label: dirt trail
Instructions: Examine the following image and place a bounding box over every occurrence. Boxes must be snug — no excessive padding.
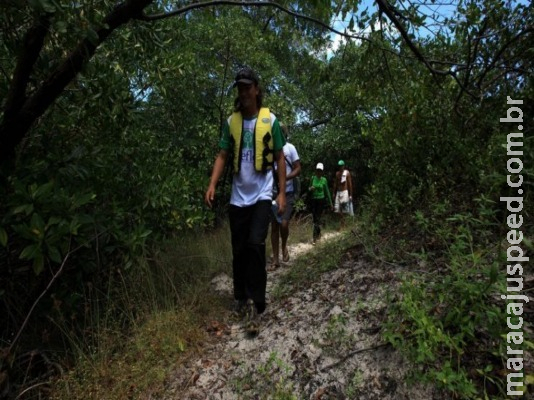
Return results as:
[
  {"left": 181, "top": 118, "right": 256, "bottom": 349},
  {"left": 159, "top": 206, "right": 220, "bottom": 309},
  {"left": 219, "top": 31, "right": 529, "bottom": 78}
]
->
[{"left": 160, "top": 232, "right": 445, "bottom": 399}]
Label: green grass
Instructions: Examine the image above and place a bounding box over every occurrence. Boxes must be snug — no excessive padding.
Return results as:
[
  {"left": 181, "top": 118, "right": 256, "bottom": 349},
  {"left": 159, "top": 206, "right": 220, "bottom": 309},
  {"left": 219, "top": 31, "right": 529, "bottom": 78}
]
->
[
  {"left": 272, "top": 219, "right": 356, "bottom": 300},
  {"left": 50, "top": 226, "right": 233, "bottom": 400},
  {"left": 230, "top": 351, "right": 297, "bottom": 399},
  {"left": 50, "top": 213, "right": 358, "bottom": 399}
]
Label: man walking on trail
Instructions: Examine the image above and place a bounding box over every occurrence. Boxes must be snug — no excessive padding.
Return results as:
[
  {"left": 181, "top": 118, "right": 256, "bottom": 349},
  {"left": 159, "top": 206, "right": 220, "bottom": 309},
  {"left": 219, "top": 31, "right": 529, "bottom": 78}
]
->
[
  {"left": 333, "top": 159, "right": 353, "bottom": 229},
  {"left": 205, "top": 67, "right": 286, "bottom": 336},
  {"left": 269, "top": 125, "right": 301, "bottom": 270}
]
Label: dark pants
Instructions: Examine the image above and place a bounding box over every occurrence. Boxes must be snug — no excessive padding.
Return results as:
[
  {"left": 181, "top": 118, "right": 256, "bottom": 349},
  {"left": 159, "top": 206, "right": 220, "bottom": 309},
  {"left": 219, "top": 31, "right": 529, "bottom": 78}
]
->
[
  {"left": 229, "top": 200, "right": 271, "bottom": 313},
  {"left": 311, "top": 198, "right": 325, "bottom": 241}
]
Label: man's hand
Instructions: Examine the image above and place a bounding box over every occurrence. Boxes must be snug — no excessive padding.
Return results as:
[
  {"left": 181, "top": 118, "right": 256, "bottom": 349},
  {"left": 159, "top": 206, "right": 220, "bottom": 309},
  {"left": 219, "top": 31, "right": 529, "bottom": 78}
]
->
[
  {"left": 205, "top": 185, "right": 216, "bottom": 208},
  {"left": 276, "top": 193, "right": 286, "bottom": 216},
  {"left": 204, "top": 150, "right": 227, "bottom": 208}
]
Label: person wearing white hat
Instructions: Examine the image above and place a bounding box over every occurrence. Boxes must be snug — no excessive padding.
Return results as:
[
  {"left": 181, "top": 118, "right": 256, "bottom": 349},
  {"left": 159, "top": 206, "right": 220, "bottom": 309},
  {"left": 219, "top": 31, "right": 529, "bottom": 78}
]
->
[{"left": 308, "top": 162, "right": 333, "bottom": 244}]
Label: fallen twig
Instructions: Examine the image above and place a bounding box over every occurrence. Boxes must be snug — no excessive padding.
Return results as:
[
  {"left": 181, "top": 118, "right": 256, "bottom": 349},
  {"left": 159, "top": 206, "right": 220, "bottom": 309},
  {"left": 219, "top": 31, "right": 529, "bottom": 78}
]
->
[{"left": 319, "top": 342, "right": 390, "bottom": 372}]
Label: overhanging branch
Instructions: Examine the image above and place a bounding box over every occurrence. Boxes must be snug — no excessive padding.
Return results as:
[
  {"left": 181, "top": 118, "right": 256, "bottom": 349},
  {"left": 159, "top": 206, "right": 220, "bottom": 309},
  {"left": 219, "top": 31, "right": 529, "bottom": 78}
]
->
[
  {"left": 0, "top": 0, "right": 153, "bottom": 168},
  {"left": 375, "top": 0, "right": 450, "bottom": 77},
  {"left": 138, "top": 0, "right": 372, "bottom": 44},
  {"left": 3, "top": 14, "right": 51, "bottom": 121}
]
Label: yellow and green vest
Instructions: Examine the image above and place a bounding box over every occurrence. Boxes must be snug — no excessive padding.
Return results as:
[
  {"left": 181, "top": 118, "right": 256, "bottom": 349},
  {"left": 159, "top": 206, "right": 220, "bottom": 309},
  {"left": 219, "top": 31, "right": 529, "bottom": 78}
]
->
[{"left": 229, "top": 107, "right": 274, "bottom": 173}]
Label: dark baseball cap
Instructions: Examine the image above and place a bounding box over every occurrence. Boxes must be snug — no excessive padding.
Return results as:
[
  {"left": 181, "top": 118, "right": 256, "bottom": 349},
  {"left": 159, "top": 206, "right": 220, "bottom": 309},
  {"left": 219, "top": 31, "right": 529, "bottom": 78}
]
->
[{"left": 234, "top": 67, "right": 259, "bottom": 86}]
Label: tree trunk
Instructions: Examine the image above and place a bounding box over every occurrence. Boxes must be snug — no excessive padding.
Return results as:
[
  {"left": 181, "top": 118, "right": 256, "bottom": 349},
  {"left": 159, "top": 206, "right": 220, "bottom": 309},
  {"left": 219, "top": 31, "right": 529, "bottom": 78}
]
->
[{"left": 0, "top": 0, "right": 154, "bottom": 180}]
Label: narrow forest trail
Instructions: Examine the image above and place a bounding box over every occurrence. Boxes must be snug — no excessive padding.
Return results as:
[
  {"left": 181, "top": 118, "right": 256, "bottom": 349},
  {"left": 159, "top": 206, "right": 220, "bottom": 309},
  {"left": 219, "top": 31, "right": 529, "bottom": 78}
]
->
[{"left": 158, "top": 232, "right": 446, "bottom": 400}]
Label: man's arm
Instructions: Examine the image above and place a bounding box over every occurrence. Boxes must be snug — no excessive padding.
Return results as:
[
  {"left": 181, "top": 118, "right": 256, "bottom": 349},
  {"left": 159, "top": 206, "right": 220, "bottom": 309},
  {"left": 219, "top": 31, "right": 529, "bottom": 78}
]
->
[
  {"left": 332, "top": 171, "right": 339, "bottom": 197},
  {"left": 275, "top": 149, "right": 286, "bottom": 214},
  {"left": 288, "top": 145, "right": 301, "bottom": 179},
  {"left": 205, "top": 149, "right": 228, "bottom": 208},
  {"left": 347, "top": 171, "right": 353, "bottom": 198},
  {"left": 288, "top": 159, "right": 301, "bottom": 180}
]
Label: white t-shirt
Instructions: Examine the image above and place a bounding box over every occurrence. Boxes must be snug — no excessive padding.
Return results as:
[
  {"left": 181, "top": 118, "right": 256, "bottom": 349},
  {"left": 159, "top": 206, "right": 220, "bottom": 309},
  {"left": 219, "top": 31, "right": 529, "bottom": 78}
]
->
[
  {"left": 225, "top": 113, "right": 284, "bottom": 207},
  {"left": 275, "top": 143, "right": 300, "bottom": 193}
]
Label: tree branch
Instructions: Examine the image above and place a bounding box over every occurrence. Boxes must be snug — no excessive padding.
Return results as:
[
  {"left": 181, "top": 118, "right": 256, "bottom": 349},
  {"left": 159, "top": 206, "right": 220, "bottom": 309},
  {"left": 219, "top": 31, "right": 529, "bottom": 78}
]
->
[
  {"left": 7, "top": 238, "right": 73, "bottom": 357},
  {"left": 375, "top": 0, "right": 450, "bottom": 77},
  {"left": 138, "top": 0, "right": 372, "bottom": 44},
  {"left": 0, "top": 0, "right": 153, "bottom": 171},
  {"left": 3, "top": 14, "right": 51, "bottom": 121},
  {"left": 298, "top": 118, "right": 331, "bottom": 129},
  {"left": 475, "top": 26, "right": 533, "bottom": 89},
  {"left": 2, "top": 0, "right": 527, "bottom": 179}
]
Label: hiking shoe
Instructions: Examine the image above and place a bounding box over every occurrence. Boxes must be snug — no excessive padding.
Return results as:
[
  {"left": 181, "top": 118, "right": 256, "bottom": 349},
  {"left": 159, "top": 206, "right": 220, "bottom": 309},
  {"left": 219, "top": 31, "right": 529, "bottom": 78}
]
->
[
  {"left": 245, "top": 299, "right": 259, "bottom": 335},
  {"left": 230, "top": 299, "right": 247, "bottom": 321}
]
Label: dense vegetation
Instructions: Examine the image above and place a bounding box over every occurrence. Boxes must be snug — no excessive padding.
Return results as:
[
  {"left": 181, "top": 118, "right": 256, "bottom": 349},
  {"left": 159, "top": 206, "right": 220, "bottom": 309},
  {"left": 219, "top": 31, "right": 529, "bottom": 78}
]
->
[{"left": 1, "top": 0, "right": 532, "bottom": 398}]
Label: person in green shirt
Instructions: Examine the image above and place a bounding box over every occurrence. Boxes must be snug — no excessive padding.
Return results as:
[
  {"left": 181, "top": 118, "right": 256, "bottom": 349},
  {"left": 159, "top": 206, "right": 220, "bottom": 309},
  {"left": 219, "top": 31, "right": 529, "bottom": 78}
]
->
[{"left": 308, "top": 162, "right": 333, "bottom": 244}]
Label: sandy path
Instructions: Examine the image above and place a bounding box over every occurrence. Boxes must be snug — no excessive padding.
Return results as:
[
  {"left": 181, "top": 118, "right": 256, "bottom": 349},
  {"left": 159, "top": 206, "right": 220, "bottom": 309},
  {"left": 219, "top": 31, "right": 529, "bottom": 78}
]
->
[{"left": 159, "top": 232, "right": 445, "bottom": 399}]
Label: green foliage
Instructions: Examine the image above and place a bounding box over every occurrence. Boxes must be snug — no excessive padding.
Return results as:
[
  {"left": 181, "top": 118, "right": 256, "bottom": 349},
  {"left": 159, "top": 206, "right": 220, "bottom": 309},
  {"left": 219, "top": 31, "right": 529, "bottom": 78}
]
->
[
  {"left": 322, "top": 313, "right": 359, "bottom": 356},
  {"left": 231, "top": 351, "right": 297, "bottom": 399},
  {"left": 50, "top": 224, "right": 232, "bottom": 399},
  {"left": 380, "top": 206, "right": 514, "bottom": 399},
  {"left": 0, "top": 0, "right": 532, "bottom": 398},
  {"left": 274, "top": 228, "right": 354, "bottom": 299},
  {"left": 345, "top": 368, "right": 365, "bottom": 398},
  {"left": 6, "top": 180, "right": 95, "bottom": 275},
  {"left": 52, "top": 310, "right": 194, "bottom": 400}
]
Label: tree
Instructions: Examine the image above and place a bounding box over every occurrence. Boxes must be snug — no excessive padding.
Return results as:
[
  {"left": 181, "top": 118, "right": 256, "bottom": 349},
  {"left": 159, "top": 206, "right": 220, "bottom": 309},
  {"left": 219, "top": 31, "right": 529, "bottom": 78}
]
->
[
  {"left": 0, "top": 1, "right": 335, "bottom": 380},
  {"left": 0, "top": 1, "right": 532, "bottom": 397},
  {"left": 0, "top": 0, "right": 328, "bottom": 176},
  {"left": 4, "top": 0, "right": 530, "bottom": 177}
]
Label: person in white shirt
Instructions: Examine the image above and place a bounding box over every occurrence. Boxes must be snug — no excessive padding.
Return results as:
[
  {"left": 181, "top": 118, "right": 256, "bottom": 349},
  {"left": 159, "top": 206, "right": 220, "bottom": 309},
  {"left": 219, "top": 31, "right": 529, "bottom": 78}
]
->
[
  {"left": 269, "top": 125, "right": 301, "bottom": 270},
  {"left": 205, "top": 67, "right": 286, "bottom": 335}
]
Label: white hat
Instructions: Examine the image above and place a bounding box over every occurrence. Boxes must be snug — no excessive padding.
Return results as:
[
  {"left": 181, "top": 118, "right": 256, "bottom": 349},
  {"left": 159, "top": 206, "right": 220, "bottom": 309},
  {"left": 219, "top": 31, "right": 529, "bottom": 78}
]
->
[{"left": 316, "top": 163, "right": 324, "bottom": 170}]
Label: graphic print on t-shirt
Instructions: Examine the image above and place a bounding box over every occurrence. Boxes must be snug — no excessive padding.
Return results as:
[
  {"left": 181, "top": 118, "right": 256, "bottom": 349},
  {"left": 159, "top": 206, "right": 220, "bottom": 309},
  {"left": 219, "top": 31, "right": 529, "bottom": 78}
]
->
[{"left": 241, "top": 128, "right": 253, "bottom": 164}]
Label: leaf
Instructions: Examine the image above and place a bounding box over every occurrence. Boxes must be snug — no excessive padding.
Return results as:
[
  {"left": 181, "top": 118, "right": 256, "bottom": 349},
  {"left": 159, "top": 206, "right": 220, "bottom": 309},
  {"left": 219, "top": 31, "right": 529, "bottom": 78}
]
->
[
  {"left": 69, "top": 219, "right": 81, "bottom": 235},
  {"left": 30, "top": 213, "right": 46, "bottom": 234},
  {"left": 20, "top": 244, "right": 39, "bottom": 260},
  {"left": 32, "top": 181, "right": 54, "bottom": 199},
  {"left": 139, "top": 230, "right": 152, "bottom": 238},
  {"left": 86, "top": 28, "right": 99, "bottom": 45},
  {"left": 47, "top": 216, "right": 63, "bottom": 226},
  {"left": 72, "top": 192, "right": 96, "bottom": 208},
  {"left": 54, "top": 20, "right": 68, "bottom": 34},
  {"left": 33, "top": 254, "right": 45, "bottom": 275},
  {"left": 38, "top": 0, "right": 57, "bottom": 13},
  {"left": 13, "top": 204, "right": 34, "bottom": 216},
  {"left": 0, "top": 228, "right": 7, "bottom": 247},
  {"left": 47, "top": 245, "right": 62, "bottom": 263}
]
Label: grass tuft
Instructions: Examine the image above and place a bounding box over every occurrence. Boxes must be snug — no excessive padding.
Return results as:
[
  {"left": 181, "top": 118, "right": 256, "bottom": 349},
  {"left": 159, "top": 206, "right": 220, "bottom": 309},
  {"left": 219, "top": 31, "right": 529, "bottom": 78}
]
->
[{"left": 50, "top": 224, "right": 233, "bottom": 399}]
